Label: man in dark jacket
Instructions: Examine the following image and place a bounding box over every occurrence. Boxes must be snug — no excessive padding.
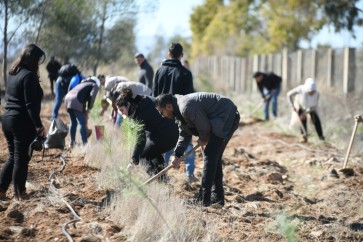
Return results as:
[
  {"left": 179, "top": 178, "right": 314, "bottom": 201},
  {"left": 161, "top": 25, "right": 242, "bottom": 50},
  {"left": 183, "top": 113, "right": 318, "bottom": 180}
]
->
[
  {"left": 46, "top": 56, "right": 61, "bottom": 96},
  {"left": 153, "top": 42, "right": 193, "bottom": 97},
  {"left": 253, "top": 71, "right": 282, "bottom": 120},
  {"left": 134, "top": 53, "right": 154, "bottom": 90},
  {"left": 153, "top": 42, "right": 197, "bottom": 183},
  {"left": 155, "top": 93, "right": 240, "bottom": 207}
]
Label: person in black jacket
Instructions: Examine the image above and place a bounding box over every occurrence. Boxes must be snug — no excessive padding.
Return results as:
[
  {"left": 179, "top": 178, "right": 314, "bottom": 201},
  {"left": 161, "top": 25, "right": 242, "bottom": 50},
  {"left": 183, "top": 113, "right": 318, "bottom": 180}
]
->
[
  {"left": 46, "top": 56, "right": 61, "bottom": 96},
  {"left": 134, "top": 53, "right": 154, "bottom": 90},
  {"left": 0, "top": 44, "right": 46, "bottom": 200},
  {"left": 253, "top": 71, "right": 282, "bottom": 121},
  {"left": 153, "top": 43, "right": 197, "bottom": 182},
  {"left": 116, "top": 87, "right": 178, "bottom": 177},
  {"left": 153, "top": 43, "right": 193, "bottom": 97}
]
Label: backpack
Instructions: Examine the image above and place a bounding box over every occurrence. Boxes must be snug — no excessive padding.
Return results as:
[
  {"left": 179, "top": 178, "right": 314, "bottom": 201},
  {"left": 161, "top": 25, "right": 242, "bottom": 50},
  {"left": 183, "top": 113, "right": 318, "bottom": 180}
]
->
[{"left": 58, "top": 64, "right": 79, "bottom": 78}]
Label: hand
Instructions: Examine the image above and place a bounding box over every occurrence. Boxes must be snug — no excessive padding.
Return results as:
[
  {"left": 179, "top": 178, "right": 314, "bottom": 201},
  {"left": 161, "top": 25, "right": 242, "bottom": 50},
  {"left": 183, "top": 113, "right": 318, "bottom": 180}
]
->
[
  {"left": 291, "top": 106, "right": 297, "bottom": 113},
  {"left": 354, "top": 115, "right": 363, "bottom": 123},
  {"left": 127, "top": 162, "right": 135, "bottom": 171},
  {"left": 197, "top": 139, "right": 207, "bottom": 147},
  {"left": 171, "top": 157, "right": 180, "bottom": 169},
  {"left": 36, "top": 127, "right": 46, "bottom": 137}
]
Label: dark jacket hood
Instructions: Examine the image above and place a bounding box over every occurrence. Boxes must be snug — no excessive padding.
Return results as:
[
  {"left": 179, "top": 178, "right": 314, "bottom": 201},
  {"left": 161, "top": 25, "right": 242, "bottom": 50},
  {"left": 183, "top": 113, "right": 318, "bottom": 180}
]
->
[{"left": 161, "top": 59, "right": 182, "bottom": 68}]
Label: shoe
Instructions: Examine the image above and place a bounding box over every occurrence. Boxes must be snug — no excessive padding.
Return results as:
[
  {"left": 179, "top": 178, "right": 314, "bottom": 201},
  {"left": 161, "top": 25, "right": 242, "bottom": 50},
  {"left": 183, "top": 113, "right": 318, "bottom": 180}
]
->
[
  {"left": 186, "top": 174, "right": 199, "bottom": 183},
  {"left": 211, "top": 193, "right": 225, "bottom": 206},
  {"left": 300, "top": 135, "right": 307, "bottom": 143},
  {"left": 14, "top": 190, "right": 31, "bottom": 200}
]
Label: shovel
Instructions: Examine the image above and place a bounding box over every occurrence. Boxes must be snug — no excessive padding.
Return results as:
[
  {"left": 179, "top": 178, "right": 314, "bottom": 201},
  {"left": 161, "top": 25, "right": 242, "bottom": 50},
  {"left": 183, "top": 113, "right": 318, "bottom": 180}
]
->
[
  {"left": 247, "top": 94, "right": 271, "bottom": 118},
  {"left": 142, "top": 144, "right": 201, "bottom": 186},
  {"left": 342, "top": 120, "right": 359, "bottom": 169}
]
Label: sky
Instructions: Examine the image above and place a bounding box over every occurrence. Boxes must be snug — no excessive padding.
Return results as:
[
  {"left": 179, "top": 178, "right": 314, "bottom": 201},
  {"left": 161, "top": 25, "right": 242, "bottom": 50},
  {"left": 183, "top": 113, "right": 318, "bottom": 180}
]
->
[{"left": 134, "top": 0, "right": 363, "bottom": 55}]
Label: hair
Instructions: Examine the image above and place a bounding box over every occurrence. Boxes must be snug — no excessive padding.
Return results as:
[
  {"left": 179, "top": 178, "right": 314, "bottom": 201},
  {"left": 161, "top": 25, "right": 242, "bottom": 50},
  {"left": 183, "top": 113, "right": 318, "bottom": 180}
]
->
[
  {"left": 169, "top": 42, "right": 183, "bottom": 58},
  {"left": 134, "top": 53, "right": 144, "bottom": 58},
  {"left": 116, "top": 87, "right": 134, "bottom": 108},
  {"left": 253, "top": 71, "right": 263, "bottom": 78},
  {"left": 9, "top": 44, "right": 45, "bottom": 76},
  {"left": 97, "top": 74, "right": 105, "bottom": 79},
  {"left": 155, "top": 94, "right": 173, "bottom": 108}
]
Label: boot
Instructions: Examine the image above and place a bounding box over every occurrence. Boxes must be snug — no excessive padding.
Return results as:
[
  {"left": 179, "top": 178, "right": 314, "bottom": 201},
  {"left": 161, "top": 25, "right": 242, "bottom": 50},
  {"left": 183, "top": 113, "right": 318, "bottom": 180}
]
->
[{"left": 0, "top": 190, "right": 6, "bottom": 200}]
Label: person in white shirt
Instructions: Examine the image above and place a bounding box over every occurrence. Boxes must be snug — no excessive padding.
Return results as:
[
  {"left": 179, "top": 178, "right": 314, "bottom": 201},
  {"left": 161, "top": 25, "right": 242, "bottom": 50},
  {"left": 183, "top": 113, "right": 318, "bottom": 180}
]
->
[{"left": 287, "top": 78, "right": 324, "bottom": 142}]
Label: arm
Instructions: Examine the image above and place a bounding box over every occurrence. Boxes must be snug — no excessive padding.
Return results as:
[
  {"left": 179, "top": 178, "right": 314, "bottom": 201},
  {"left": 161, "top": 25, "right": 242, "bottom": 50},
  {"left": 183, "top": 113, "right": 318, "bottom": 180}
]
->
[
  {"left": 131, "top": 126, "right": 146, "bottom": 165},
  {"left": 183, "top": 71, "right": 194, "bottom": 95},
  {"left": 87, "top": 84, "right": 99, "bottom": 110},
  {"left": 23, "top": 74, "right": 43, "bottom": 130},
  {"left": 286, "top": 87, "right": 300, "bottom": 111},
  {"left": 174, "top": 125, "right": 192, "bottom": 157},
  {"left": 185, "top": 105, "right": 211, "bottom": 144}
]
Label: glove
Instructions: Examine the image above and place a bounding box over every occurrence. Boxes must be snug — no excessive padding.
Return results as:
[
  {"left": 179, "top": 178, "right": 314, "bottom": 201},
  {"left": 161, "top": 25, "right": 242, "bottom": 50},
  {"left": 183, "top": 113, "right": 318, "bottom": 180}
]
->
[{"left": 127, "top": 163, "right": 135, "bottom": 171}]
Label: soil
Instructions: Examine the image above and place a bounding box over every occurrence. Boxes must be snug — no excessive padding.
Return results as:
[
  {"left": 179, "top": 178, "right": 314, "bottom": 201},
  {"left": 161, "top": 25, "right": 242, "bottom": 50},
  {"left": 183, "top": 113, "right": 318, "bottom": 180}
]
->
[{"left": 0, "top": 94, "right": 362, "bottom": 242}]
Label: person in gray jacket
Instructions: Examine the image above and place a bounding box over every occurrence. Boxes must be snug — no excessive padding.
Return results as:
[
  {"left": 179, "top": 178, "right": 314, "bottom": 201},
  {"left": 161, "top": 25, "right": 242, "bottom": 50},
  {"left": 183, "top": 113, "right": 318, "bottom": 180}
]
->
[
  {"left": 64, "top": 76, "right": 100, "bottom": 146},
  {"left": 155, "top": 92, "right": 240, "bottom": 207}
]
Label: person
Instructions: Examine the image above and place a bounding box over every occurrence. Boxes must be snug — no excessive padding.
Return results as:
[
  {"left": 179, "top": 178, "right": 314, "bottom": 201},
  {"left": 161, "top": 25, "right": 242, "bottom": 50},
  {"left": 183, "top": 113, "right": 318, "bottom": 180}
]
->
[
  {"left": 106, "top": 81, "right": 152, "bottom": 126},
  {"left": 51, "top": 64, "right": 81, "bottom": 120},
  {"left": 153, "top": 43, "right": 197, "bottom": 182},
  {"left": 134, "top": 53, "right": 154, "bottom": 90},
  {"left": 287, "top": 78, "right": 324, "bottom": 142},
  {"left": 0, "top": 44, "right": 46, "bottom": 200},
  {"left": 46, "top": 56, "right": 61, "bottom": 96},
  {"left": 253, "top": 71, "right": 282, "bottom": 120},
  {"left": 116, "top": 87, "right": 178, "bottom": 177},
  {"left": 64, "top": 76, "right": 100, "bottom": 147},
  {"left": 155, "top": 93, "right": 240, "bottom": 207}
]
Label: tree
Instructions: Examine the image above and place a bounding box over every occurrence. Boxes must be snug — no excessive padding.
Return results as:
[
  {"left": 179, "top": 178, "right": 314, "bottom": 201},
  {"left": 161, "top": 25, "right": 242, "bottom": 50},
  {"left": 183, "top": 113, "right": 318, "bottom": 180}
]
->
[{"left": 0, "top": 0, "right": 36, "bottom": 95}]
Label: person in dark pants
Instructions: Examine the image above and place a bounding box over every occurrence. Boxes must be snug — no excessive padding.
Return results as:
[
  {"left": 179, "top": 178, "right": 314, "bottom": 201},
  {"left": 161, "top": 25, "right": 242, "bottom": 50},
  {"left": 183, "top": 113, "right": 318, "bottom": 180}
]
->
[
  {"left": 134, "top": 53, "right": 154, "bottom": 90},
  {"left": 153, "top": 42, "right": 197, "bottom": 183},
  {"left": 64, "top": 76, "right": 100, "bottom": 147},
  {"left": 287, "top": 78, "right": 324, "bottom": 142},
  {"left": 51, "top": 64, "right": 81, "bottom": 120},
  {"left": 155, "top": 93, "right": 240, "bottom": 207},
  {"left": 116, "top": 87, "right": 178, "bottom": 177},
  {"left": 0, "top": 44, "right": 46, "bottom": 200},
  {"left": 253, "top": 71, "right": 282, "bottom": 120},
  {"left": 46, "top": 56, "right": 61, "bottom": 96}
]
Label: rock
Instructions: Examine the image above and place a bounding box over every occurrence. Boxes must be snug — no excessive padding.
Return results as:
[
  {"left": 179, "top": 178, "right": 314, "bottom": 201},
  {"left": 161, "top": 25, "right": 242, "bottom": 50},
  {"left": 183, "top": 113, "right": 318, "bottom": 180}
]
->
[
  {"left": 310, "top": 230, "right": 323, "bottom": 237},
  {"left": 6, "top": 209, "right": 24, "bottom": 223},
  {"left": 328, "top": 169, "right": 339, "bottom": 179},
  {"left": 267, "top": 172, "right": 283, "bottom": 183}
]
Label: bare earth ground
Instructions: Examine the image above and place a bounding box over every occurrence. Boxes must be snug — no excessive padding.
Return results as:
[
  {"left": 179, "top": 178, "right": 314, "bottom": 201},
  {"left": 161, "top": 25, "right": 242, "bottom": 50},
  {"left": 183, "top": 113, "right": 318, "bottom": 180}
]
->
[{"left": 0, "top": 94, "right": 362, "bottom": 242}]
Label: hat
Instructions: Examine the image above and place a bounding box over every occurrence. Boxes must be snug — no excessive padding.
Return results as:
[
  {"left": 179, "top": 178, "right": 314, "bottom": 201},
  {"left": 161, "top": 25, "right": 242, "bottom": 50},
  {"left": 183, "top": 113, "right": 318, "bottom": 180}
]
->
[
  {"left": 134, "top": 53, "right": 144, "bottom": 58},
  {"left": 304, "top": 78, "right": 316, "bottom": 92}
]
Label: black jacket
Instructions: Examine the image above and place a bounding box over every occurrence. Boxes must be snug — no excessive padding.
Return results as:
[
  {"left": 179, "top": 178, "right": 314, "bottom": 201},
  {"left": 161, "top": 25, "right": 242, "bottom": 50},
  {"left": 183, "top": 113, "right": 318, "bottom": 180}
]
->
[
  {"left": 153, "top": 59, "right": 194, "bottom": 96},
  {"left": 137, "top": 60, "right": 154, "bottom": 90},
  {"left": 129, "top": 96, "right": 178, "bottom": 164},
  {"left": 257, "top": 72, "right": 282, "bottom": 98},
  {"left": 5, "top": 68, "right": 43, "bottom": 129}
]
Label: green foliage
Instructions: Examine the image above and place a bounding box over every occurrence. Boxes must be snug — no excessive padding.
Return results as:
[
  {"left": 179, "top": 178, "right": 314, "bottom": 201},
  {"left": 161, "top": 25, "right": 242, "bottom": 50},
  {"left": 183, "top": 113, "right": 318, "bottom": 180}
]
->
[
  {"left": 120, "top": 118, "right": 144, "bottom": 150},
  {"left": 276, "top": 214, "right": 299, "bottom": 242}
]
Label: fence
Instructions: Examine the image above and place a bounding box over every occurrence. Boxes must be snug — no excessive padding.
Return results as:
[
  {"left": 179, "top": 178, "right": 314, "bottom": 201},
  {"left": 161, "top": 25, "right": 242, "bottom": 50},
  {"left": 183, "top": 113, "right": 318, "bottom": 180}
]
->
[{"left": 192, "top": 47, "right": 363, "bottom": 93}]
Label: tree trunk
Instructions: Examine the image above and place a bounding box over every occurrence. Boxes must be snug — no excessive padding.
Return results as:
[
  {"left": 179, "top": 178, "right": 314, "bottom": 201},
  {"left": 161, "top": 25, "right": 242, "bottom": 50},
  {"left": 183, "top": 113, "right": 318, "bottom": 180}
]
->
[
  {"left": 2, "top": 0, "right": 9, "bottom": 106},
  {"left": 93, "top": 1, "right": 107, "bottom": 76}
]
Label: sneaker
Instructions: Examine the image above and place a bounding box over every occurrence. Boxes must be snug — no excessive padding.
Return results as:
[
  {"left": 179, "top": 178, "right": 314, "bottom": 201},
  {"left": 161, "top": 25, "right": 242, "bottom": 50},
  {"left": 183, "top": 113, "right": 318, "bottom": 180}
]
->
[
  {"left": 300, "top": 135, "right": 308, "bottom": 143},
  {"left": 186, "top": 174, "right": 199, "bottom": 183}
]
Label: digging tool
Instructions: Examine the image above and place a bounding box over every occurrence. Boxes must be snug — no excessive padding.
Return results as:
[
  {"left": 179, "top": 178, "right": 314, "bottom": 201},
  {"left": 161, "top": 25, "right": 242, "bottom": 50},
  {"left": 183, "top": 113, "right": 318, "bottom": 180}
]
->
[
  {"left": 342, "top": 120, "right": 359, "bottom": 169},
  {"left": 142, "top": 144, "right": 201, "bottom": 186},
  {"left": 247, "top": 94, "right": 271, "bottom": 118}
]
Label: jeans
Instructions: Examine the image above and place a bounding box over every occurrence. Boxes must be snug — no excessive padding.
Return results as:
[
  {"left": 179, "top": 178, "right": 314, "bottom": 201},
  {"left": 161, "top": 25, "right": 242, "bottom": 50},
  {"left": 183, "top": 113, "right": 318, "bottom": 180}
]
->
[
  {"left": 0, "top": 113, "right": 36, "bottom": 194},
  {"left": 68, "top": 109, "right": 87, "bottom": 145},
  {"left": 263, "top": 86, "right": 281, "bottom": 120},
  {"left": 115, "top": 112, "right": 123, "bottom": 126},
  {"left": 164, "top": 141, "right": 195, "bottom": 176},
  {"left": 51, "top": 80, "right": 68, "bottom": 120}
]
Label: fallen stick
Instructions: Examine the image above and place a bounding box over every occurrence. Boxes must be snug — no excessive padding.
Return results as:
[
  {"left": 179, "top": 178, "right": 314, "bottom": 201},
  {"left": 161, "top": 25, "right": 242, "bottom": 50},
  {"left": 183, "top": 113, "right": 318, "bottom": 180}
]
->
[
  {"left": 142, "top": 144, "right": 201, "bottom": 186},
  {"left": 342, "top": 120, "right": 359, "bottom": 169}
]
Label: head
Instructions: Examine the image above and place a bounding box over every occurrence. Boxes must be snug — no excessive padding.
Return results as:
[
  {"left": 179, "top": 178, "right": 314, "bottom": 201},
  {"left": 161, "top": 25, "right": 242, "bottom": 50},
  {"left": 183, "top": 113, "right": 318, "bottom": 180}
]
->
[
  {"left": 304, "top": 78, "right": 317, "bottom": 95},
  {"left": 155, "top": 94, "right": 174, "bottom": 119},
  {"left": 253, "top": 71, "right": 264, "bottom": 83},
  {"left": 168, "top": 42, "right": 183, "bottom": 59},
  {"left": 50, "top": 56, "right": 55, "bottom": 61},
  {"left": 116, "top": 87, "right": 134, "bottom": 117},
  {"left": 182, "top": 59, "right": 190, "bottom": 69},
  {"left": 134, "top": 53, "right": 145, "bottom": 66},
  {"left": 97, "top": 74, "right": 106, "bottom": 86},
  {"left": 9, "top": 44, "right": 46, "bottom": 75}
]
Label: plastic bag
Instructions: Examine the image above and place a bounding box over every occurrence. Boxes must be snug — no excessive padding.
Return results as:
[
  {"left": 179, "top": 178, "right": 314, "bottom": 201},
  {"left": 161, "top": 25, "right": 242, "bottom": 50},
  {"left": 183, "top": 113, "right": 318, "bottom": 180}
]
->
[{"left": 44, "top": 118, "right": 68, "bottom": 149}]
